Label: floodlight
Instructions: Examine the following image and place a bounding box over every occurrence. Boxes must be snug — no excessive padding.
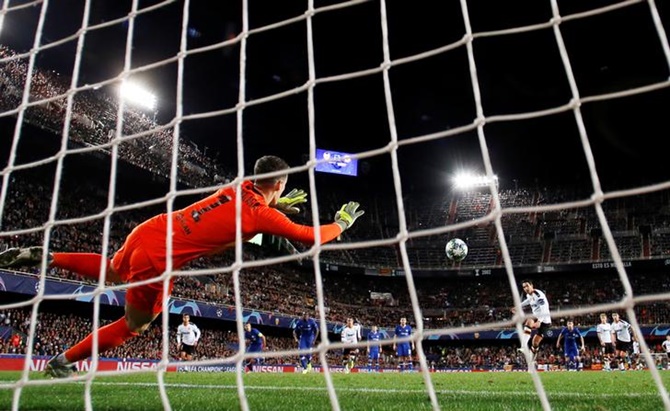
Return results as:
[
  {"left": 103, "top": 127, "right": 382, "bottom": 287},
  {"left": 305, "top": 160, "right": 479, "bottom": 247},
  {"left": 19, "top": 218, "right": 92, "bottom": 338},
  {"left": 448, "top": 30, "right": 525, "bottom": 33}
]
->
[
  {"left": 452, "top": 172, "right": 498, "bottom": 190},
  {"left": 119, "top": 80, "right": 157, "bottom": 111}
]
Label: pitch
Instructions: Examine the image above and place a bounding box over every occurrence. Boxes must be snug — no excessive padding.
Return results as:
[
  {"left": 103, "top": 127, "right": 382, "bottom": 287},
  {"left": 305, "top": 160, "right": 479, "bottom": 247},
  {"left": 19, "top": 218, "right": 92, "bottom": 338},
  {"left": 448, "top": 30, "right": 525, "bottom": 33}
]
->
[{"left": 0, "top": 370, "right": 668, "bottom": 410}]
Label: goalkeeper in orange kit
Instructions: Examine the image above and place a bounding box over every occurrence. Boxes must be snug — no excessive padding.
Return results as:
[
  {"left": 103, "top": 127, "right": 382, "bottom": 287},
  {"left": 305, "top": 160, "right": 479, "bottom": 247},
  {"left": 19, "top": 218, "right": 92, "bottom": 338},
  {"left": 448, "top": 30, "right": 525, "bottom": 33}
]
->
[{"left": 0, "top": 155, "right": 364, "bottom": 378}]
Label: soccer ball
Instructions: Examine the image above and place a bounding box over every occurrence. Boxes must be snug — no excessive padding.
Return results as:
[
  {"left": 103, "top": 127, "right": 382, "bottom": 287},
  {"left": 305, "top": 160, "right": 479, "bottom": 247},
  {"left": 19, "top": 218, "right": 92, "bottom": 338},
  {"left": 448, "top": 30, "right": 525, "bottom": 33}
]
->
[{"left": 445, "top": 238, "right": 468, "bottom": 262}]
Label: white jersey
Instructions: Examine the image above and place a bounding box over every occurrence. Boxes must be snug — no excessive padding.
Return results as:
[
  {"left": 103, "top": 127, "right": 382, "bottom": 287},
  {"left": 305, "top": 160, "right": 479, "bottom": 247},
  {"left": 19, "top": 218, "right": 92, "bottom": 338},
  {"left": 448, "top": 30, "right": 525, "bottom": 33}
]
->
[
  {"left": 341, "top": 326, "right": 359, "bottom": 344},
  {"left": 611, "top": 320, "right": 632, "bottom": 343},
  {"left": 596, "top": 322, "right": 613, "bottom": 344},
  {"left": 520, "top": 289, "right": 551, "bottom": 324},
  {"left": 633, "top": 341, "right": 640, "bottom": 355},
  {"left": 353, "top": 323, "right": 362, "bottom": 340},
  {"left": 177, "top": 323, "right": 201, "bottom": 346},
  {"left": 662, "top": 340, "right": 670, "bottom": 353}
]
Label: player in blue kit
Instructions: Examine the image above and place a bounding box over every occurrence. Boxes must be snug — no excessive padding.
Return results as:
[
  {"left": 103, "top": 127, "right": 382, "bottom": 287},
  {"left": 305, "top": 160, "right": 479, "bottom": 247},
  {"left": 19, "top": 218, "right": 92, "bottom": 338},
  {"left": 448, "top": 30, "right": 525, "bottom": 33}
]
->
[
  {"left": 367, "top": 325, "right": 382, "bottom": 372},
  {"left": 293, "top": 311, "right": 320, "bottom": 373},
  {"left": 244, "top": 322, "right": 266, "bottom": 372},
  {"left": 555, "top": 320, "right": 584, "bottom": 371},
  {"left": 393, "top": 317, "right": 414, "bottom": 372}
]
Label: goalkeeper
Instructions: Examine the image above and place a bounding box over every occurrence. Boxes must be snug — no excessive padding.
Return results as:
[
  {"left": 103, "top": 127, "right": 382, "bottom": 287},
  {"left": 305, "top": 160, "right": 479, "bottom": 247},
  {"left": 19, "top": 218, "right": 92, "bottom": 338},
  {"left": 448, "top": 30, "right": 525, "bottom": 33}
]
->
[{"left": 0, "top": 155, "right": 364, "bottom": 378}]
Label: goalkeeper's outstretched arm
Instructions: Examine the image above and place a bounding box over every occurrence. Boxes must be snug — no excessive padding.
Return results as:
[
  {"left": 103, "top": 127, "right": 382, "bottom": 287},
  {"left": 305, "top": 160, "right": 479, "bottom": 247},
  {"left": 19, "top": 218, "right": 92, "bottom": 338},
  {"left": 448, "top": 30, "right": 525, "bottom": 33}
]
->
[{"left": 255, "top": 201, "right": 365, "bottom": 246}]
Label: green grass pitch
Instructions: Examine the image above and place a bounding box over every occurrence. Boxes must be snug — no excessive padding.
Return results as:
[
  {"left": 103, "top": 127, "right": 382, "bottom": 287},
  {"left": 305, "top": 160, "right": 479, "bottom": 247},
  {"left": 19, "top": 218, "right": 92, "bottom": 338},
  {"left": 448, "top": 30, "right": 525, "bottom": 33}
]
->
[{"left": 0, "top": 370, "right": 669, "bottom": 410}]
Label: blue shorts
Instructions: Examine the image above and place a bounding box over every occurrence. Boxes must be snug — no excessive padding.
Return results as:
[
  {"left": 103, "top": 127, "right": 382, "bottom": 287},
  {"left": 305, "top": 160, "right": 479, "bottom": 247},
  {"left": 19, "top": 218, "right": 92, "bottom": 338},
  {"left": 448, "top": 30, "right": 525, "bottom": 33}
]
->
[
  {"left": 299, "top": 338, "right": 314, "bottom": 350},
  {"left": 368, "top": 349, "right": 380, "bottom": 360},
  {"left": 246, "top": 345, "right": 263, "bottom": 363},
  {"left": 396, "top": 343, "right": 411, "bottom": 358},
  {"left": 564, "top": 346, "right": 579, "bottom": 359},
  {"left": 247, "top": 345, "right": 263, "bottom": 353}
]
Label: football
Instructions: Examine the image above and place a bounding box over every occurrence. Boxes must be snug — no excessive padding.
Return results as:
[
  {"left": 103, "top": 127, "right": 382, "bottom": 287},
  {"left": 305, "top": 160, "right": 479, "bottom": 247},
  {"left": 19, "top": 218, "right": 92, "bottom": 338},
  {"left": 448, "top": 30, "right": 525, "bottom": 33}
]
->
[{"left": 445, "top": 238, "right": 468, "bottom": 262}]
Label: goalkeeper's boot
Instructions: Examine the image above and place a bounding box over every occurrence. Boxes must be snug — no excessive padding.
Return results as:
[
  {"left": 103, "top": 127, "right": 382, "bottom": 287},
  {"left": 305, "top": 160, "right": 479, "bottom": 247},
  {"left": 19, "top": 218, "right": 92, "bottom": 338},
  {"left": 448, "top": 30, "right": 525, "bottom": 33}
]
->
[
  {"left": 44, "top": 355, "right": 76, "bottom": 379},
  {"left": 0, "top": 247, "right": 52, "bottom": 268},
  {"left": 306, "top": 362, "right": 312, "bottom": 373}
]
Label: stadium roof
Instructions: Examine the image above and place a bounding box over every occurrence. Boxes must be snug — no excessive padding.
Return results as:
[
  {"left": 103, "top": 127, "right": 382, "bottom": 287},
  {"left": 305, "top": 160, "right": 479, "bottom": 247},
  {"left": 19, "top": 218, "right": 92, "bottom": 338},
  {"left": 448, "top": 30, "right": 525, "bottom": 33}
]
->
[{"left": 2, "top": 0, "right": 669, "bottom": 194}]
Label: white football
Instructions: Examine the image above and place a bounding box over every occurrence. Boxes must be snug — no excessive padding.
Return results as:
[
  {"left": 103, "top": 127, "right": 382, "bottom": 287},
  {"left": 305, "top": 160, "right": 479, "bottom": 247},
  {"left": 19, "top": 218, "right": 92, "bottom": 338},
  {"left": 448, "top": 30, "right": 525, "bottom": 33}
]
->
[{"left": 445, "top": 238, "right": 468, "bottom": 262}]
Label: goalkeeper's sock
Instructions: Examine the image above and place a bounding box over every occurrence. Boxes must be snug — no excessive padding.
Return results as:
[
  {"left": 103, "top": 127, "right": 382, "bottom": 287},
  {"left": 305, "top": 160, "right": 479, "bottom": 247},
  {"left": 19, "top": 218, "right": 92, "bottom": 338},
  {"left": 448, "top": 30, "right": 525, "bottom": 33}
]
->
[
  {"left": 64, "top": 317, "right": 138, "bottom": 363},
  {"left": 52, "top": 253, "right": 112, "bottom": 280}
]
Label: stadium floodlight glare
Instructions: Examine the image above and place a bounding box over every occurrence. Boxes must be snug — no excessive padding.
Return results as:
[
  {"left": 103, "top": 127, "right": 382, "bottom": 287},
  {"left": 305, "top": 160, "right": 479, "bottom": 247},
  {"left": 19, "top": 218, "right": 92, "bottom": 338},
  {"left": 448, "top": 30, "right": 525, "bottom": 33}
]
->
[
  {"left": 452, "top": 172, "right": 498, "bottom": 190},
  {"left": 119, "top": 80, "right": 157, "bottom": 111}
]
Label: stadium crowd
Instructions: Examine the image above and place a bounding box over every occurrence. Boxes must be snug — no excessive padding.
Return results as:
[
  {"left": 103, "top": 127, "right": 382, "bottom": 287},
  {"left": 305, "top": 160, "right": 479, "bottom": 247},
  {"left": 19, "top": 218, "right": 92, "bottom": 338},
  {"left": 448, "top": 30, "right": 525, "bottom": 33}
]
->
[
  {"left": 1, "top": 168, "right": 670, "bottom": 331},
  {"left": 2, "top": 306, "right": 669, "bottom": 371},
  {"left": 2, "top": 42, "right": 670, "bottom": 371},
  {"left": 2, "top": 169, "right": 670, "bottom": 371},
  {"left": 0, "top": 44, "right": 231, "bottom": 188}
]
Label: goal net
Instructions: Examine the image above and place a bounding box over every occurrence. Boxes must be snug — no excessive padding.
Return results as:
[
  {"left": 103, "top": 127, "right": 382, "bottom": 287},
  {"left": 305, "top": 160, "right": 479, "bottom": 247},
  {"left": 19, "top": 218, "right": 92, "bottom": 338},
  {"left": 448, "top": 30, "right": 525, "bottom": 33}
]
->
[{"left": 1, "top": 0, "right": 670, "bottom": 410}]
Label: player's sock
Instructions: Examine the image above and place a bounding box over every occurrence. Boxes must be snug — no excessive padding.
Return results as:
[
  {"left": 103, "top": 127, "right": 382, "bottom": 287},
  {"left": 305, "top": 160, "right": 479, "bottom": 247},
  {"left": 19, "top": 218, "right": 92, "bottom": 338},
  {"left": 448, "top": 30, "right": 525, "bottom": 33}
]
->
[
  {"left": 52, "top": 253, "right": 111, "bottom": 280},
  {"left": 520, "top": 327, "right": 532, "bottom": 351},
  {"left": 300, "top": 356, "right": 307, "bottom": 369},
  {"left": 63, "top": 317, "right": 138, "bottom": 363}
]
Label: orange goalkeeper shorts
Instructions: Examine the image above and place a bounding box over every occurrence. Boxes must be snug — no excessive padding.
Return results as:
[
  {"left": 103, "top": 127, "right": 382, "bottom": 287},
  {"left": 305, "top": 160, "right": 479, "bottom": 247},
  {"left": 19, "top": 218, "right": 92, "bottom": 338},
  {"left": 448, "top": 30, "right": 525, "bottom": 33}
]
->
[{"left": 112, "top": 226, "right": 174, "bottom": 315}]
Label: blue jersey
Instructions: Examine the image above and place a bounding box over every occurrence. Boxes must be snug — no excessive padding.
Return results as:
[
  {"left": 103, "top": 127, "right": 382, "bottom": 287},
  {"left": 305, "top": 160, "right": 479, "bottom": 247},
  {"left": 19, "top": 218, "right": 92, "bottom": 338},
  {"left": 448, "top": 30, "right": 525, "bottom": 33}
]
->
[
  {"left": 245, "top": 328, "right": 264, "bottom": 352},
  {"left": 368, "top": 331, "right": 382, "bottom": 360},
  {"left": 367, "top": 331, "right": 382, "bottom": 353},
  {"left": 395, "top": 325, "right": 412, "bottom": 340},
  {"left": 395, "top": 324, "right": 412, "bottom": 357},
  {"left": 294, "top": 318, "right": 319, "bottom": 349},
  {"left": 560, "top": 327, "right": 581, "bottom": 349},
  {"left": 560, "top": 327, "right": 581, "bottom": 358}
]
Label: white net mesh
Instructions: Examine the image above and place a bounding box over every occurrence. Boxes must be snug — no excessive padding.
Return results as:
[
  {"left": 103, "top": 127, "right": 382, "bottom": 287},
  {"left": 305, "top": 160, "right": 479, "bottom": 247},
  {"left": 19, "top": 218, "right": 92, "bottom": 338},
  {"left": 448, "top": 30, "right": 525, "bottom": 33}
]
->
[{"left": 1, "top": 0, "right": 670, "bottom": 410}]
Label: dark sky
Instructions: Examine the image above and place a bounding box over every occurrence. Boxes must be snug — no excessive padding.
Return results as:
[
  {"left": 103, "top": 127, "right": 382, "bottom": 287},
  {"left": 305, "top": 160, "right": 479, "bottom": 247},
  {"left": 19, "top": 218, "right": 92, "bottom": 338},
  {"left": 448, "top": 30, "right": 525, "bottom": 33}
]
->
[{"left": 2, "top": 0, "right": 669, "bottom": 194}]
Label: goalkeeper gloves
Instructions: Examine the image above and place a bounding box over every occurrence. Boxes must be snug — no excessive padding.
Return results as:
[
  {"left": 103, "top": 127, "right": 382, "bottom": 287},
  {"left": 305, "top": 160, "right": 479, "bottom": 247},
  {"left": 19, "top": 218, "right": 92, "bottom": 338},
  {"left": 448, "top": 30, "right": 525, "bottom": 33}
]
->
[
  {"left": 334, "top": 201, "right": 365, "bottom": 231},
  {"left": 275, "top": 188, "right": 308, "bottom": 215}
]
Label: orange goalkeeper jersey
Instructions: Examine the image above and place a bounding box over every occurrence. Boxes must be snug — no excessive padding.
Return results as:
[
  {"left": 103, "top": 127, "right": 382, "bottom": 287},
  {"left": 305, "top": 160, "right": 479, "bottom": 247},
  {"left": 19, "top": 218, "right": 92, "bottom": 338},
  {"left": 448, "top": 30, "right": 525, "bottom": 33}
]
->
[{"left": 131, "top": 181, "right": 343, "bottom": 271}]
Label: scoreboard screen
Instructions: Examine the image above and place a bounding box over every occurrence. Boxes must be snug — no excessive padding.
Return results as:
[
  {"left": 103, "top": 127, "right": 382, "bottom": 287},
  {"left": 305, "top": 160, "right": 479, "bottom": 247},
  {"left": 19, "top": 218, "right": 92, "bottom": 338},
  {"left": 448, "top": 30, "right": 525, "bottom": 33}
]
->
[{"left": 315, "top": 149, "right": 358, "bottom": 177}]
